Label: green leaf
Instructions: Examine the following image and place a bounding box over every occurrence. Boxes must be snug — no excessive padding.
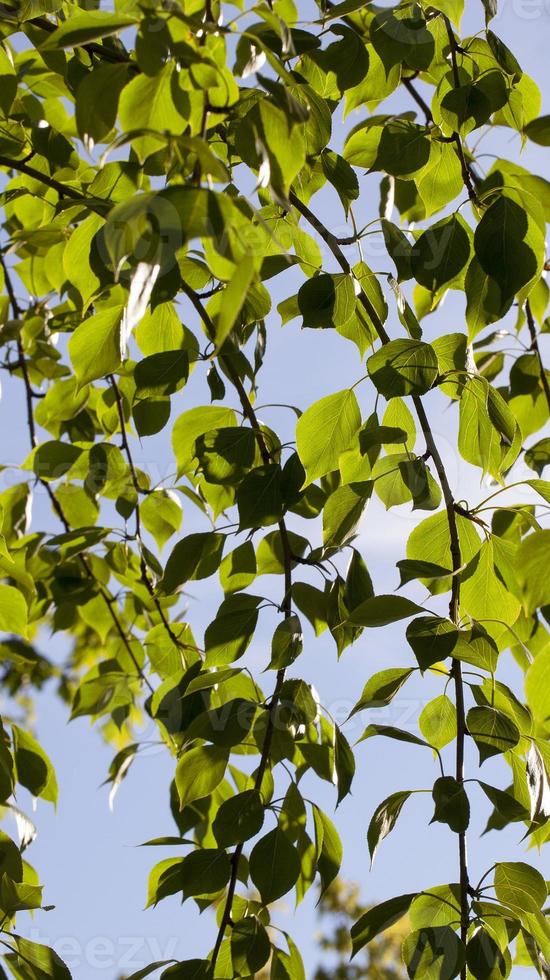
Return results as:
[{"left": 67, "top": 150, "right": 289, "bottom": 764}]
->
[
  {"left": 215, "top": 256, "right": 256, "bottom": 349},
  {"left": 349, "top": 595, "right": 424, "bottom": 627},
  {"left": 516, "top": 530, "right": 550, "bottom": 614},
  {"left": 334, "top": 725, "right": 355, "bottom": 804},
  {"left": 466, "top": 926, "right": 509, "bottom": 980},
  {"left": 134, "top": 351, "right": 189, "bottom": 398},
  {"left": 458, "top": 378, "right": 521, "bottom": 482},
  {"left": 367, "top": 339, "right": 439, "bottom": 398},
  {"left": 525, "top": 114, "right": 550, "bottom": 146},
  {"left": 494, "top": 861, "right": 547, "bottom": 913},
  {"left": 249, "top": 828, "right": 300, "bottom": 904},
  {"left": 12, "top": 726, "right": 57, "bottom": 805},
  {"left": 351, "top": 894, "right": 416, "bottom": 958},
  {"left": 297, "top": 273, "right": 356, "bottom": 329},
  {"left": 322, "top": 482, "right": 371, "bottom": 547},
  {"left": 431, "top": 776, "right": 470, "bottom": 833},
  {"left": 172, "top": 406, "right": 237, "bottom": 476},
  {"left": 367, "top": 790, "right": 412, "bottom": 865},
  {"left": 118, "top": 64, "right": 187, "bottom": 162},
  {"left": 478, "top": 781, "right": 529, "bottom": 827},
  {"left": 141, "top": 491, "right": 182, "bottom": 550},
  {"left": 161, "top": 961, "right": 212, "bottom": 980},
  {"left": 296, "top": 389, "right": 361, "bottom": 486},
  {"left": 0, "top": 585, "right": 28, "bottom": 639},
  {"left": 269, "top": 615, "right": 303, "bottom": 670},
  {"left": 219, "top": 541, "right": 257, "bottom": 595},
  {"left": 375, "top": 120, "right": 432, "bottom": 179},
  {"left": 398, "top": 561, "right": 454, "bottom": 589},
  {"left": 68, "top": 307, "right": 123, "bottom": 387},
  {"left": 382, "top": 221, "right": 413, "bottom": 281},
  {"left": 237, "top": 464, "right": 284, "bottom": 529},
  {"left": 402, "top": 926, "right": 465, "bottom": 979},
  {"left": 76, "top": 64, "right": 130, "bottom": 144},
  {"left": 41, "top": 11, "right": 137, "bottom": 48},
  {"left": 409, "top": 885, "right": 462, "bottom": 930},
  {"left": 204, "top": 594, "right": 262, "bottom": 666},
  {"left": 8, "top": 937, "right": 72, "bottom": 980},
  {"left": 466, "top": 707, "right": 520, "bottom": 763},
  {"left": 231, "top": 916, "right": 271, "bottom": 974},
  {"left": 411, "top": 214, "right": 472, "bottom": 294},
  {"left": 270, "top": 938, "right": 306, "bottom": 980},
  {"left": 160, "top": 533, "right": 225, "bottom": 594},
  {"left": 474, "top": 193, "right": 544, "bottom": 305},
  {"left": 147, "top": 850, "right": 230, "bottom": 907},
  {"left": 312, "top": 805, "right": 343, "bottom": 895},
  {"left": 525, "top": 652, "right": 550, "bottom": 724},
  {"left": 419, "top": 695, "right": 457, "bottom": 750},
  {"left": 213, "top": 790, "right": 264, "bottom": 848},
  {"left": 321, "top": 150, "right": 359, "bottom": 214},
  {"left": 196, "top": 427, "right": 256, "bottom": 486},
  {"left": 175, "top": 746, "right": 229, "bottom": 810},
  {"left": 349, "top": 667, "right": 415, "bottom": 717}
]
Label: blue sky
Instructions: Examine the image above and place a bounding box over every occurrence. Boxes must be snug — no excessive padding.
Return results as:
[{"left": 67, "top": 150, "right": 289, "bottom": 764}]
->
[{"left": 1, "top": 0, "right": 550, "bottom": 976}]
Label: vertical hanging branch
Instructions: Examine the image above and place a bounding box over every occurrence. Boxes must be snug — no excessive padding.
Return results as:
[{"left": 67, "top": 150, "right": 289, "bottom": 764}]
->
[
  {"left": 441, "top": 16, "right": 480, "bottom": 209},
  {"left": 180, "top": 282, "right": 294, "bottom": 966},
  {"left": 289, "top": 199, "right": 471, "bottom": 969},
  {"left": 525, "top": 299, "right": 550, "bottom": 414},
  {"left": 107, "top": 374, "right": 196, "bottom": 660},
  {"left": 413, "top": 401, "right": 469, "bottom": 964}
]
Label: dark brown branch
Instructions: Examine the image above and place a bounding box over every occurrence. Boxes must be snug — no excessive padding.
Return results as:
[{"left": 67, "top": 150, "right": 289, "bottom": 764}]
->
[
  {"left": 288, "top": 193, "right": 392, "bottom": 345},
  {"left": 442, "top": 17, "right": 479, "bottom": 208},
  {"left": 403, "top": 77, "right": 434, "bottom": 126},
  {"left": 179, "top": 281, "right": 293, "bottom": 967},
  {"left": 0, "top": 155, "right": 108, "bottom": 214},
  {"left": 290, "top": 198, "right": 470, "bottom": 966},
  {"left": 525, "top": 299, "right": 550, "bottom": 415},
  {"left": 108, "top": 375, "right": 197, "bottom": 658}
]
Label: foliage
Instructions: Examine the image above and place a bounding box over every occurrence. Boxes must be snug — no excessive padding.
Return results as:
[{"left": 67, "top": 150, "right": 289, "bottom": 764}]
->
[
  {"left": 0, "top": 0, "right": 548, "bottom": 978},
  {"left": 313, "top": 879, "right": 408, "bottom": 980}
]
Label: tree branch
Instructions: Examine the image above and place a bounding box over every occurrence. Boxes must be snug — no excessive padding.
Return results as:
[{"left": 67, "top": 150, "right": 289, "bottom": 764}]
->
[
  {"left": 442, "top": 16, "right": 479, "bottom": 209},
  {"left": 0, "top": 253, "right": 153, "bottom": 694},
  {"left": 290, "top": 197, "right": 470, "bottom": 965},
  {"left": 0, "top": 155, "right": 108, "bottom": 214},
  {"left": 107, "top": 375, "right": 197, "bottom": 659},
  {"left": 525, "top": 299, "right": 550, "bottom": 415},
  {"left": 179, "top": 281, "right": 293, "bottom": 967}
]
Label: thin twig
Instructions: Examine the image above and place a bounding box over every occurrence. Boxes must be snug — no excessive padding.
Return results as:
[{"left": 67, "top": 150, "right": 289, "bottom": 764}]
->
[
  {"left": 403, "top": 77, "right": 434, "bottom": 125},
  {"left": 0, "top": 254, "right": 153, "bottom": 693},
  {"left": 179, "top": 282, "right": 293, "bottom": 967},
  {"left": 525, "top": 299, "right": 550, "bottom": 415},
  {"left": 0, "top": 155, "right": 107, "bottom": 213},
  {"left": 107, "top": 375, "right": 196, "bottom": 659}
]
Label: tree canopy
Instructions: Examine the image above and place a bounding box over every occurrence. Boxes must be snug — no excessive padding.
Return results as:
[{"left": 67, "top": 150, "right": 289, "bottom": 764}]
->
[{"left": 0, "top": 0, "right": 549, "bottom": 978}]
